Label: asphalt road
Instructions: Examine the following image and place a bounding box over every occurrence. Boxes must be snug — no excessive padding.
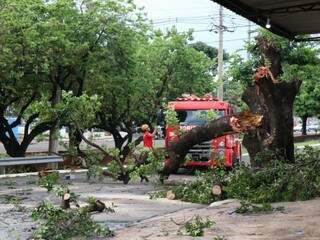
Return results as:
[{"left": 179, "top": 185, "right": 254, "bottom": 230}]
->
[{"left": 0, "top": 138, "right": 165, "bottom": 154}]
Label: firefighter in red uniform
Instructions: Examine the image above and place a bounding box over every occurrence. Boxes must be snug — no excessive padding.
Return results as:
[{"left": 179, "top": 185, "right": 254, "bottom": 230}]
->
[
  {"left": 133, "top": 124, "right": 157, "bottom": 182},
  {"left": 141, "top": 124, "right": 156, "bottom": 148}
]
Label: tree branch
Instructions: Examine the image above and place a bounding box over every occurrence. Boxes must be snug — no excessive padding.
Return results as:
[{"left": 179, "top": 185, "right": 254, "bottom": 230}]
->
[
  {"left": 21, "top": 120, "right": 53, "bottom": 148},
  {"left": 76, "top": 128, "right": 126, "bottom": 174},
  {"left": 10, "top": 94, "right": 36, "bottom": 128},
  {"left": 0, "top": 115, "right": 17, "bottom": 142},
  {"left": 24, "top": 113, "right": 40, "bottom": 137}
]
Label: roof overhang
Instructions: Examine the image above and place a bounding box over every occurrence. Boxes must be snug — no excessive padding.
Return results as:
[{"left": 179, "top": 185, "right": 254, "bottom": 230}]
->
[{"left": 212, "top": 0, "right": 320, "bottom": 40}]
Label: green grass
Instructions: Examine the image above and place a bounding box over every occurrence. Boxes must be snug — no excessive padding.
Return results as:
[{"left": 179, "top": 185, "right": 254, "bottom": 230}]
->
[
  {"left": 241, "top": 140, "right": 319, "bottom": 155},
  {"left": 294, "top": 140, "right": 319, "bottom": 147}
]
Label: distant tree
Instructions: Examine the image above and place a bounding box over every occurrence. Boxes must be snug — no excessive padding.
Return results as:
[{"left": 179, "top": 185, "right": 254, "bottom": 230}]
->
[
  {"left": 0, "top": 0, "right": 54, "bottom": 156},
  {"left": 283, "top": 51, "right": 320, "bottom": 135},
  {"left": 0, "top": 0, "right": 146, "bottom": 156},
  {"left": 190, "top": 41, "right": 219, "bottom": 59},
  {"left": 87, "top": 28, "right": 214, "bottom": 160},
  {"left": 190, "top": 41, "right": 228, "bottom": 74},
  {"left": 225, "top": 54, "right": 258, "bottom": 109},
  {"left": 227, "top": 32, "right": 320, "bottom": 134}
]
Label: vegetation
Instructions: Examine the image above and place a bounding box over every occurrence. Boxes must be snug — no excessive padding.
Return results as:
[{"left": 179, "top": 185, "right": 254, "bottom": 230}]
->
[
  {"left": 228, "top": 147, "right": 320, "bottom": 203},
  {"left": 235, "top": 201, "right": 284, "bottom": 214},
  {"left": 170, "top": 168, "right": 228, "bottom": 204},
  {"left": 33, "top": 169, "right": 114, "bottom": 240},
  {"left": 178, "top": 215, "right": 214, "bottom": 237},
  {"left": 227, "top": 30, "right": 320, "bottom": 135},
  {"left": 0, "top": 0, "right": 213, "bottom": 158},
  {"left": 153, "top": 147, "right": 320, "bottom": 206},
  {"left": 31, "top": 201, "right": 112, "bottom": 240},
  {"left": 38, "top": 172, "right": 60, "bottom": 192}
]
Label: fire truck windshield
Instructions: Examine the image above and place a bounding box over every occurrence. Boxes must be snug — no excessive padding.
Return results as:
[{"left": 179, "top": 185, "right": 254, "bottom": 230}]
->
[{"left": 176, "top": 109, "right": 225, "bottom": 126}]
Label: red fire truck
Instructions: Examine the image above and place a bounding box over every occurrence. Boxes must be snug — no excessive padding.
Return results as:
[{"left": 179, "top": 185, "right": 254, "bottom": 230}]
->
[{"left": 165, "top": 95, "right": 241, "bottom": 168}]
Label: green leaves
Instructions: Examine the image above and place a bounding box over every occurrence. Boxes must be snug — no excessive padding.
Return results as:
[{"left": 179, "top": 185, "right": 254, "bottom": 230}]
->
[
  {"left": 164, "top": 105, "right": 179, "bottom": 126},
  {"left": 180, "top": 215, "right": 214, "bottom": 237},
  {"left": 226, "top": 147, "right": 320, "bottom": 203},
  {"left": 31, "top": 201, "right": 112, "bottom": 240},
  {"left": 58, "top": 91, "right": 101, "bottom": 129}
]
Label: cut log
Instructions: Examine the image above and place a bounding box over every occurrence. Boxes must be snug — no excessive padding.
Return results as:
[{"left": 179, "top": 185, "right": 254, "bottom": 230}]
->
[
  {"left": 166, "top": 190, "right": 176, "bottom": 200},
  {"left": 61, "top": 192, "right": 70, "bottom": 209},
  {"left": 89, "top": 200, "right": 106, "bottom": 212},
  {"left": 211, "top": 185, "right": 222, "bottom": 196}
]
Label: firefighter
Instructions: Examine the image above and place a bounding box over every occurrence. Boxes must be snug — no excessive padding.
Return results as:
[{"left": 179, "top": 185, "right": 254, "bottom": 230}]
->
[
  {"left": 141, "top": 124, "right": 156, "bottom": 148},
  {"left": 133, "top": 124, "right": 157, "bottom": 182}
]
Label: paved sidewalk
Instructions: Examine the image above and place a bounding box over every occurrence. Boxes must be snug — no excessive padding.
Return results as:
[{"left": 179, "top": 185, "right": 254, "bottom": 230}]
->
[{"left": 0, "top": 173, "right": 200, "bottom": 240}]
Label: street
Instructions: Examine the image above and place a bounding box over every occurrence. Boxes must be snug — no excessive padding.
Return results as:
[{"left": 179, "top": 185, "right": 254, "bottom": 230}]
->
[{"left": 0, "top": 138, "right": 165, "bottom": 154}]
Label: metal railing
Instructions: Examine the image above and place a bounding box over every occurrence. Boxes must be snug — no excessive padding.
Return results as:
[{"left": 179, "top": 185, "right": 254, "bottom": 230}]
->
[{"left": 0, "top": 155, "right": 63, "bottom": 174}]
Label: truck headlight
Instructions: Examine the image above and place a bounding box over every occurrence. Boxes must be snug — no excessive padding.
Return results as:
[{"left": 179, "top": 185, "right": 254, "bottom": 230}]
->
[
  {"left": 217, "top": 149, "right": 225, "bottom": 159},
  {"left": 218, "top": 141, "right": 225, "bottom": 148}
]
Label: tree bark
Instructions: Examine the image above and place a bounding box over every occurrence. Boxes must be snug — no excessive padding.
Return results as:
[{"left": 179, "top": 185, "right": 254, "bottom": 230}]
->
[
  {"left": 242, "top": 77, "right": 301, "bottom": 166},
  {"left": 241, "top": 38, "right": 301, "bottom": 166},
  {"left": 301, "top": 116, "right": 307, "bottom": 136},
  {"left": 49, "top": 83, "right": 62, "bottom": 155},
  {"left": 0, "top": 112, "right": 53, "bottom": 157}
]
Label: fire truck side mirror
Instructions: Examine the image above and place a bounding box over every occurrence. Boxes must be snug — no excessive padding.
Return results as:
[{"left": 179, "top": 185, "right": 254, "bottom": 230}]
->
[{"left": 156, "top": 109, "right": 164, "bottom": 125}]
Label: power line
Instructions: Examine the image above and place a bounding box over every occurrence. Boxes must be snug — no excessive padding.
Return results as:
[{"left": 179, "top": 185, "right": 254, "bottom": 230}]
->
[{"left": 203, "top": 37, "right": 249, "bottom": 44}]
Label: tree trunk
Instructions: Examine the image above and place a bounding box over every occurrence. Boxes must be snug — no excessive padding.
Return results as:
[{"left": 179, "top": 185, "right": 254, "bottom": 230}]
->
[
  {"left": 3, "top": 140, "right": 27, "bottom": 157},
  {"left": 68, "top": 125, "right": 83, "bottom": 154},
  {"left": 0, "top": 118, "right": 53, "bottom": 157},
  {"left": 110, "top": 128, "right": 125, "bottom": 151},
  {"left": 301, "top": 116, "right": 307, "bottom": 136},
  {"left": 242, "top": 77, "right": 301, "bottom": 166},
  {"left": 241, "top": 38, "right": 301, "bottom": 167},
  {"left": 161, "top": 112, "right": 262, "bottom": 177},
  {"left": 49, "top": 83, "right": 61, "bottom": 155}
]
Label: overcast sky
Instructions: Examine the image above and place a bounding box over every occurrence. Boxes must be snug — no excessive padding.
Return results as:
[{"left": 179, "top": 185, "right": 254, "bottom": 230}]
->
[{"left": 134, "top": 0, "right": 258, "bottom": 56}]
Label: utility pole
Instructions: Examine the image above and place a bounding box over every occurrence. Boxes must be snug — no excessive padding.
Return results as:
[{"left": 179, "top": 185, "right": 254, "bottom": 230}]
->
[
  {"left": 247, "top": 20, "right": 251, "bottom": 60},
  {"left": 217, "top": 5, "right": 224, "bottom": 101}
]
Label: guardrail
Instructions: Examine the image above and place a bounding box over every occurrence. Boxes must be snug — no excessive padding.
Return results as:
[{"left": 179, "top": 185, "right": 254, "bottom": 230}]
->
[{"left": 0, "top": 155, "right": 63, "bottom": 175}]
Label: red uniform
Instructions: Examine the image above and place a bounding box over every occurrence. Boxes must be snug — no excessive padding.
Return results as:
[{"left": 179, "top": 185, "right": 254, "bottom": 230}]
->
[{"left": 143, "top": 132, "right": 154, "bottom": 148}]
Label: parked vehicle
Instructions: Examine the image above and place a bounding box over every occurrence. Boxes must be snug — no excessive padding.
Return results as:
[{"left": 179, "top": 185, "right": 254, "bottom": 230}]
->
[
  {"left": 293, "top": 124, "right": 302, "bottom": 133},
  {"left": 307, "top": 124, "right": 319, "bottom": 133},
  {"left": 164, "top": 95, "right": 241, "bottom": 169}
]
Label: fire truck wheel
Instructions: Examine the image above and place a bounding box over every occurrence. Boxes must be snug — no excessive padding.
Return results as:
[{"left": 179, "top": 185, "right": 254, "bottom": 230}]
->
[
  {"left": 177, "top": 167, "right": 195, "bottom": 175},
  {"left": 232, "top": 155, "right": 240, "bottom": 168}
]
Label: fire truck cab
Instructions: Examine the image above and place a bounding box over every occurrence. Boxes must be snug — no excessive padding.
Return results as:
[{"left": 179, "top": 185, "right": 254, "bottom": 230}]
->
[{"left": 165, "top": 95, "right": 241, "bottom": 168}]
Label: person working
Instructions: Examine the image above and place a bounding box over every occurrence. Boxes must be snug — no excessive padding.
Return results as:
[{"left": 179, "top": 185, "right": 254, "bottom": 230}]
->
[{"left": 141, "top": 124, "right": 156, "bottom": 148}]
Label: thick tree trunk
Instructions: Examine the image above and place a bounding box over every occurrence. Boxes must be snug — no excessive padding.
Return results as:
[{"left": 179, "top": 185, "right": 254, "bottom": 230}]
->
[
  {"left": 3, "top": 140, "right": 27, "bottom": 157},
  {"left": 301, "top": 116, "right": 307, "bottom": 136},
  {"left": 1, "top": 123, "right": 53, "bottom": 157},
  {"left": 161, "top": 112, "right": 262, "bottom": 177},
  {"left": 242, "top": 77, "right": 301, "bottom": 166},
  {"left": 241, "top": 38, "right": 301, "bottom": 166}
]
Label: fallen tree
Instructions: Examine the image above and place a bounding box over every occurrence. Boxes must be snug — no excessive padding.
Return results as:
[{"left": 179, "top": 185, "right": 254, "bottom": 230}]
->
[
  {"left": 161, "top": 37, "right": 302, "bottom": 178},
  {"left": 161, "top": 111, "right": 263, "bottom": 178}
]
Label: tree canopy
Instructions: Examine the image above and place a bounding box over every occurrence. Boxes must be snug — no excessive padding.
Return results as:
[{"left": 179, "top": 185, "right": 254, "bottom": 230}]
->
[
  {"left": 0, "top": 0, "right": 214, "bottom": 157},
  {"left": 226, "top": 29, "right": 320, "bottom": 121}
]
